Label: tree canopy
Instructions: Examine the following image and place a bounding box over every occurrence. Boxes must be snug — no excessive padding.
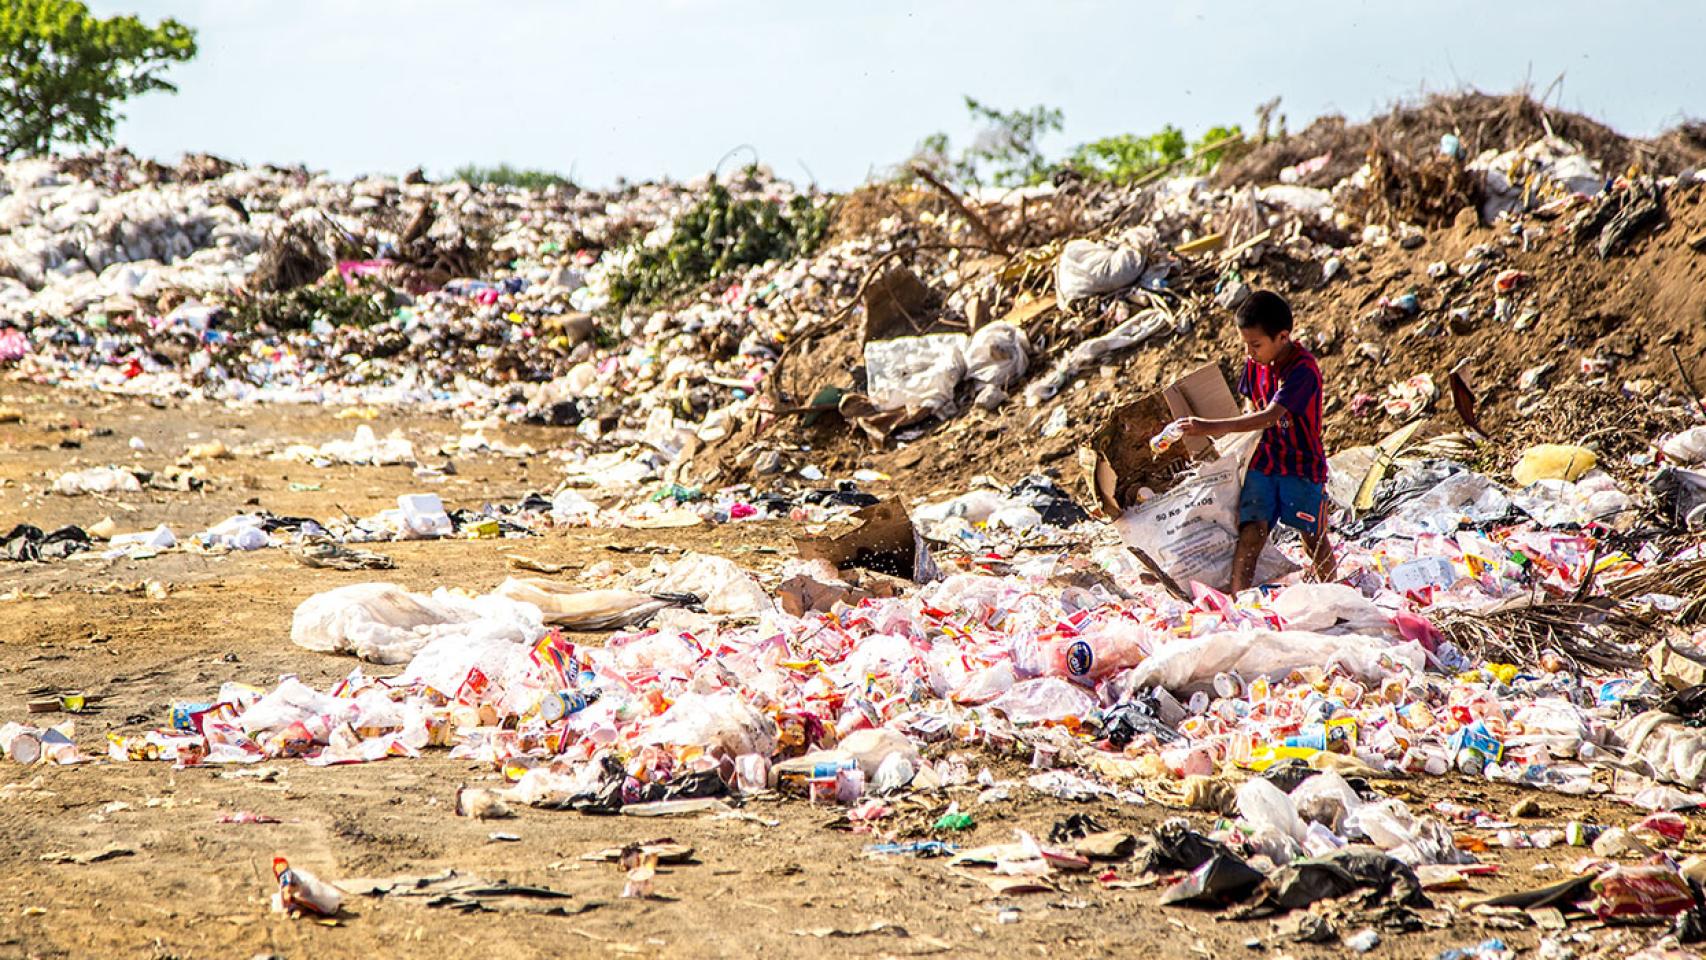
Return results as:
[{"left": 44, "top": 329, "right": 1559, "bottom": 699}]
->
[{"left": 0, "top": 0, "right": 197, "bottom": 159}]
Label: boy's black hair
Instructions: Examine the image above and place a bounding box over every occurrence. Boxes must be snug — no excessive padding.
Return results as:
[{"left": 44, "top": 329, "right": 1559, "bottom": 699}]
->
[{"left": 1235, "top": 290, "right": 1293, "bottom": 337}]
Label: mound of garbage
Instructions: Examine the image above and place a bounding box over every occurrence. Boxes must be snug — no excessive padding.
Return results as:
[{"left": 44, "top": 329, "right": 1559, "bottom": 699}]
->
[{"left": 0, "top": 94, "right": 1700, "bottom": 509}]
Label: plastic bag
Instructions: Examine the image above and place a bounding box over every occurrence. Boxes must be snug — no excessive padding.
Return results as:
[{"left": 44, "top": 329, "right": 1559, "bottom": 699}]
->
[
  {"left": 306, "top": 425, "right": 416, "bottom": 466},
  {"left": 831, "top": 727, "right": 920, "bottom": 779},
  {"left": 644, "top": 552, "right": 772, "bottom": 617},
  {"left": 863, "top": 333, "right": 968, "bottom": 417},
  {"left": 1662, "top": 427, "right": 1706, "bottom": 466},
  {"left": 1016, "top": 616, "right": 1154, "bottom": 682},
  {"left": 1590, "top": 866, "right": 1693, "bottom": 921},
  {"left": 1512, "top": 471, "right": 1633, "bottom": 528},
  {"left": 1055, "top": 239, "right": 1142, "bottom": 302},
  {"left": 1115, "top": 434, "right": 1297, "bottom": 592},
  {"left": 987, "top": 678, "right": 1097, "bottom": 724},
  {"left": 964, "top": 322, "right": 1029, "bottom": 390},
  {"left": 1271, "top": 583, "right": 1389, "bottom": 634},
  {"left": 291, "top": 583, "right": 544, "bottom": 665},
  {"left": 238, "top": 678, "right": 347, "bottom": 736},
  {"left": 641, "top": 690, "right": 777, "bottom": 757},
  {"left": 1236, "top": 777, "right": 1308, "bottom": 844},
  {"left": 550, "top": 488, "right": 599, "bottom": 521},
  {"left": 1024, "top": 309, "right": 1171, "bottom": 405},
  {"left": 1127, "top": 630, "right": 1425, "bottom": 692},
  {"left": 1508, "top": 699, "right": 1590, "bottom": 758},
  {"left": 1384, "top": 470, "right": 1512, "bottom": 534},
  {"left": 1615, "top": 711, "right": 1706, "bottom": 787},
  {"left": 400, "top": 632, "right": 543, "bottom": 715},
  {"left": 1288, "top": 770, "right": 1364, "bottom": 832},
  {"left": 1513, "top": 444, "right": 1598, "bottom": 486},
  {"left": 52, "top": 466, "right": 141, "bottom": 496}
]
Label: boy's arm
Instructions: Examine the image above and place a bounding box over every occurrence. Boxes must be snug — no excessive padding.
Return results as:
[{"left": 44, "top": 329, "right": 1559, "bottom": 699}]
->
[{"left": 1181, "top": 404, "right": 1285, "bottom": 437}]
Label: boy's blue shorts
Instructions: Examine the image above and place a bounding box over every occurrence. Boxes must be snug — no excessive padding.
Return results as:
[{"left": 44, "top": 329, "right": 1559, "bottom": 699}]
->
[{"left": 1239, "top": 469, "right": 1328, "bottom": 536}]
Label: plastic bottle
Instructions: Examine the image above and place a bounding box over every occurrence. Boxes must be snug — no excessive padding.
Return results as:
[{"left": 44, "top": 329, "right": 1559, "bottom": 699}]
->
[
  {"left": 1149, "top": 419, "right": 1187, "bottom": 455},
  {"left": 272, "top": 857, "right": 343, "bottom": 916},
  {"left": 539, "top": 688, "right": 601, "bottom": 723},
  {"left": 1036, "top": 624, "right": 1150, "bottom": 681}
]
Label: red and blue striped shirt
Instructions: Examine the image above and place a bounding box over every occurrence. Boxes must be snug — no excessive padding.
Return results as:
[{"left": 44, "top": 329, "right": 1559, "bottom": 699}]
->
[{"left": 1238, "top": 346, "right": 1328, "bottom": 483}]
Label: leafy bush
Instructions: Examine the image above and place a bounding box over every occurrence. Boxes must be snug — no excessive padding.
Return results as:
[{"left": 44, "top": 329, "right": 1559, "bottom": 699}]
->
[
  {"left": 606, "top": 184, "right": 831, "bottom": 308},
  {"left": 452, "top": 164, "right": 573, "bottom": 191},
  {"left": 909, "top": 96, "right": 1241, "bottom": 189},
  {"left": 230, "top": 281, "right": 394, "bottom": 333},
  {"left": 1064, "top": 124, "right": 1243, "bottom": 184}
]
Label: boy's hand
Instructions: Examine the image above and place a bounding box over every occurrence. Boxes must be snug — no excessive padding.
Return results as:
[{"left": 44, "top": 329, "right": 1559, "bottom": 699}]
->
[{"left": 1180, "top": 417, "right": 1214, "bottom": 437}]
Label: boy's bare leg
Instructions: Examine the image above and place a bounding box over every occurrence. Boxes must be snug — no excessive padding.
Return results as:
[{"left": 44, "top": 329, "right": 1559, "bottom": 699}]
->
[
  {"left": 1232, "top": 521, "right": 1268, "bottom": 593},
  {"left": 1302, "top": 528, "right": 1338, "bottom": 583}
]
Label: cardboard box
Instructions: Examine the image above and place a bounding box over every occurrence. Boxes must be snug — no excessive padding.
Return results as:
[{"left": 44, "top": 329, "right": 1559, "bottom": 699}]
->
[
  {"left": 1079, "top": 362, "right": 1240, "bottom": 516},
  {"left": 793, "top": 500, "right": 940, "bottom": 583}
]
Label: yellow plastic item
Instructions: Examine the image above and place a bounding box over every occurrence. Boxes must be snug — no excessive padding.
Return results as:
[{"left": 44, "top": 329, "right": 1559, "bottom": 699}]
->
[{"left": 1511, "top": 444, "right": 1597, "bottom": 486}]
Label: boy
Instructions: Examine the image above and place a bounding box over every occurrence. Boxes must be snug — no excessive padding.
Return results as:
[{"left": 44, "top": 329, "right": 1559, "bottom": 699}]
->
[{"left": 1181, "top": 290, "right": 1335, "bottom": 591}]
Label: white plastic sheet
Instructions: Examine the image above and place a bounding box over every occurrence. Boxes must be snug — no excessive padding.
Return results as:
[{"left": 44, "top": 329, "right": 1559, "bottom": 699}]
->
[
  {"left": 290, "top": 582, "right": 545, "bottom": 665},
  {"left": 1127, "top": 630, "right": 1426, "bottom": 692},
  {"left": 644, "top": 552, "right": 773, "bottom": 617},
  {"left": 987, "top": 677, "right": 1097, "bottom": 723},
  {"left": 492, "top": 578, "right": 672, "bottom": 630},
  {"left": 52, "top": 466, "right": 141, "bottom": 496},
  {"left": 1023, "top": 309, "right": 1171, "bottom": 405},
  {"left": 1271, "top": 582, "right": 1390, "bottom": 634}
]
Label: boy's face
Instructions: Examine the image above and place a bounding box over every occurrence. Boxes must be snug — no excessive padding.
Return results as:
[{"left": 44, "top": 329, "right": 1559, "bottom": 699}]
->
[{"left": 1240, "top": 326, "right": 1291, "bottom": 366}]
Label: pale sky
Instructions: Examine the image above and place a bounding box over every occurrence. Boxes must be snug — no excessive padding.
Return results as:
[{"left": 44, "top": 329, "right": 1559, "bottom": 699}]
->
[{"left": 86, "top": 0, "right": 1703, "bottom": 189}]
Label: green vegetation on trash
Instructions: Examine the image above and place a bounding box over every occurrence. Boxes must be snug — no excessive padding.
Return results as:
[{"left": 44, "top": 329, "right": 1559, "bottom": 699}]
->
[
  {"left": 606, "top": 182, "right": 832, "bottom": 308},
  {"left": 1065, "top": 124, "right": 1243, "bottom": 184},
  {"left": 230, "top": 281, "right": 396, "bottom": 334},
  {"left": 910, "top": 95, "right": 1242, "bottom": 189},
  {"left": 452, "top": 164, "right": 575, "bottom": 191},
  {"left": 0, "top": 0, "right": 197, "bottom": 159}
]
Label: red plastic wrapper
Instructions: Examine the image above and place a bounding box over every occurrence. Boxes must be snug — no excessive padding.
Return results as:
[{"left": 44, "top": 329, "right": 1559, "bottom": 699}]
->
[
  {"left": 1590, "top": 865, "right": 1692, "bottom": 921},
  {"left": 1631, "top": 812, "right": 1689, "bottom": 844}
]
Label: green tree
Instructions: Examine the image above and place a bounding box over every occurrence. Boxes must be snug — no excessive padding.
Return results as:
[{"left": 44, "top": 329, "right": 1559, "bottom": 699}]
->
[
  {"left": 0, "top": 0, "right": 197, "bottom": 159},
  {"left": 912, "top": 97, "right": 1064, "bottom": 189}
]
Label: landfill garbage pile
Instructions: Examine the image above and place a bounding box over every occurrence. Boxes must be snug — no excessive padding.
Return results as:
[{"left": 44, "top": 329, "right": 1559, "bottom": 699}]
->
[{"left": 1, "top": 95, "right": 1699, "bottom": 514}]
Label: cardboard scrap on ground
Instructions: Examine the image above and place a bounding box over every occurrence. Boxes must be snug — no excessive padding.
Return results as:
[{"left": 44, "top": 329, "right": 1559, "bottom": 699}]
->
[{"left": 793, "top": 500, "right": 939, "bottom": 583}]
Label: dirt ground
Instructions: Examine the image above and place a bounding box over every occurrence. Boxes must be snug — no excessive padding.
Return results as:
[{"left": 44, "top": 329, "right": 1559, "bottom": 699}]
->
[{"left": 0, "top": 387, "right": 1688, "bottom": 959}]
